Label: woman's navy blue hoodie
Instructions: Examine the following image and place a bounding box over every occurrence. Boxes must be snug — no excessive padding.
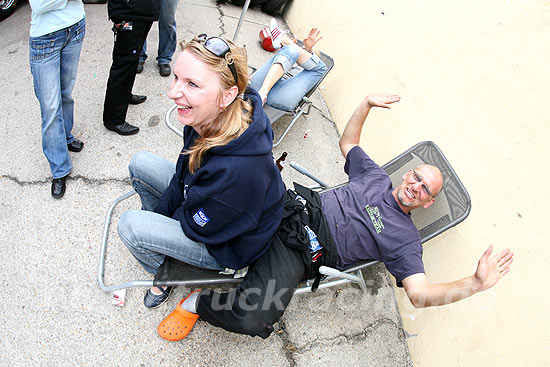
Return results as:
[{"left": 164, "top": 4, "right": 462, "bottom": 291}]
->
[{"left": 154, "top": 89, "right": 285, "bottom": 270}]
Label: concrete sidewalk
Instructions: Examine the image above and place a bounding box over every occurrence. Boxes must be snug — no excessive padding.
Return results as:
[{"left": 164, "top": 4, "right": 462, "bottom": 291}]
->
[{"left": 0, "top": 1, "right": 411, "bottom": 365}]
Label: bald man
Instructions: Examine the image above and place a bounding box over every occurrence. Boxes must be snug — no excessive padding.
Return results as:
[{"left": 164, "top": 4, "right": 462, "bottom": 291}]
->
[{"left": 328, "top": 94, "right": 513, "bottom": 308}]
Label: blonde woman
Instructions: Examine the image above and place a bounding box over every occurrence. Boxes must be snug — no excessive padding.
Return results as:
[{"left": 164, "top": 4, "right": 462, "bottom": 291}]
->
[{"left": 117, "top": 35, "right": 284, "bottom": 309}]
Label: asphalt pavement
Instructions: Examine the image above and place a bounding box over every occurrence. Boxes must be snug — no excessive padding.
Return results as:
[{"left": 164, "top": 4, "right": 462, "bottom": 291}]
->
[{"left": 0, "top": 1, "right": 411, "bottom": 365}]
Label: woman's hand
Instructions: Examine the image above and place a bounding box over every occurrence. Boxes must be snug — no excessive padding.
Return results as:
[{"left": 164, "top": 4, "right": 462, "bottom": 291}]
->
[{"left": 303, "top": 28, "right": 323, "bottom": 51}]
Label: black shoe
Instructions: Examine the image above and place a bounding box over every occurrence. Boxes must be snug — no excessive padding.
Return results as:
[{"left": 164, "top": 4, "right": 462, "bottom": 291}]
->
[
  {"left": 67, "top": 138, "right": 84, "bottom": 152},
  {"left": 51, "top": 175, "right": 67, "bottom": 199},
  {"left": 159, "top": 63, "right": 171, "bottom": 77},
  {"left": 136, "top": 60, "right": 144, "bottom": 74},
  {"left": 104, "top": 122, "right": 140, "bottom": 136},
  {"left": 144, "top": 286, "right": 174, "bottom": 309},
  {"left": 129, "top": 94, "right": 147, "bottom": 105}
]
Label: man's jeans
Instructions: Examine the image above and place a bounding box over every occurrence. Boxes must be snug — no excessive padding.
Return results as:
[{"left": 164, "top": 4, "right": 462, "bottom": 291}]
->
[
  {"left": 140, "top": 0, "right": 178, "bottom": 64},
  {"left": 117, "top": 151, "right": 223, "bottom": 275},
  {"left": 250, "top": 43, "right": 326, "bottom": 112},
  {"left": 29, "top": 18, "right": 85, "bottom": 179}
]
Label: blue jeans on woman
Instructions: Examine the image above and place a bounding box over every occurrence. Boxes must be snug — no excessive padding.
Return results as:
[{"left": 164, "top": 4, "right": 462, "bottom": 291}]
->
[
  {"left": 249, "top": 43, "right": 326, "bottom": 112},
  {"left": 140, "top": 0, "right": 178, "bottom": 65},
  {"left": 29, "top": 18, "right": 85, "bottom": 179},
  {"left": 117, "top": 151, "right": 224, "bottom": 275}
]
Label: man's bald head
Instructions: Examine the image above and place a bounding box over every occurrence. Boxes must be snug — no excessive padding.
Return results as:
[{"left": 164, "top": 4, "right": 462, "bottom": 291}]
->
[
  {"left": 415, "top": 164, "right": 443, "bottom": 197},
  {"left": 394, "top": 164, "right": 444, "bottom": 213}
]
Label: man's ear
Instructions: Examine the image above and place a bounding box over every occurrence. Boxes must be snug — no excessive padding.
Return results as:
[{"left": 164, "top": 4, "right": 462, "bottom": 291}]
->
[
  {"left": 221, "top": 85, "right": 239, "bottom": 108},
  {"left": 423, "top": 198, "right": 435, "bottom": 209},
  {"left": 402, "top": 169, "right": 411, "bottom": 181}
]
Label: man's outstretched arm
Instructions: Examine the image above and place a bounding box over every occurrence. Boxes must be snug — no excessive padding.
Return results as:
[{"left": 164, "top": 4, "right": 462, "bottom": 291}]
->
[
  {"left": 402, "top": 246, "right": 514, "bottom": 308},
  {"left": 339, "top": 94, "right": 401, "bottom": 158}
]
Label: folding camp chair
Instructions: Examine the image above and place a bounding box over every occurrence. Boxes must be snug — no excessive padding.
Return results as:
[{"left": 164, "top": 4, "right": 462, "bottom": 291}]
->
[
  {"left": 98, "top": 130, "right": 470, "bottom": 294},
  {"left": 289, "top": 141, "right": 471, "bottom": 291},
  {"left": 163, "top": 41, "right": 334, "bottom": 148},
  {"left": 263, "top": 42, "right": 334, "bottom": 147}
]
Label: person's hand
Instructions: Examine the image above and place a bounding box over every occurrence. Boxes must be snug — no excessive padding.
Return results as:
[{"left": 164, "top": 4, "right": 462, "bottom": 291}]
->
[
  {"left": 303, "top": 28, "right": 322, "bottom": 51},
  {"left": 365, "top": 94, "right": 401, "bottom": 109},
  {"left": 474, "top": 245, "right": 514, "bottom": 292}
]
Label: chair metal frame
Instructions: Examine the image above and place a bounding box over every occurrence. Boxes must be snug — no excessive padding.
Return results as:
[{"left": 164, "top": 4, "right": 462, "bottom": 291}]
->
[
  {"left": 97, "top": 186, "right": 373, "bottom": 294},
  {"left": 99, "top": 107, "right": 471, "bottom": 295}
]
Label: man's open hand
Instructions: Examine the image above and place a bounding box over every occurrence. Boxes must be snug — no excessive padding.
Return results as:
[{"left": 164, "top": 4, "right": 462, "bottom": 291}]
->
[
  {"left": 365, "top": 94, "right": 401, "bottom": 109},
  {"left": 474, "top": 245, "right": 514, "bottom": 292}
]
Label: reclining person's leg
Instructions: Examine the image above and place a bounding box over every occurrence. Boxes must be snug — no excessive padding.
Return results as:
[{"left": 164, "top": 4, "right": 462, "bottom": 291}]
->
[
  {"left": 249, "top": 45, "right": 297, "bottom": 98},
  {"left": 250, "top": 43, "right": 302, "bottom": 107},
  {"left": 196, "top": 238, "right": 306, "bottom": 338},
  {"left": 249, "top": 33, "right": 298, "bottom": 89},
  {"left": 264, "top": 49, "right": 326, "bottom": 112}
]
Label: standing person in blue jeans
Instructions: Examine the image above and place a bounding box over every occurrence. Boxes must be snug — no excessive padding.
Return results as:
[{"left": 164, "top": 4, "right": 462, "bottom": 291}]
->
[
  {"left": 250, "top": 19, "right": 326, "bottom": 111},
  {"left": 137, "top": 0, "right": 178, "bottom": 77},
  {"left": 29, "top": 0, "right": 86, "bottom": 199}
]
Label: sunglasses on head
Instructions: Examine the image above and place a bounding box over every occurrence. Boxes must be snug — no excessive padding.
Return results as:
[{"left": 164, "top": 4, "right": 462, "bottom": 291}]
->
[
  {"left": 196, "top": 34, "right": 238, "bottom": 85},
  {"left": 411, "top": 169, "right": 434, "bottom": 198}
]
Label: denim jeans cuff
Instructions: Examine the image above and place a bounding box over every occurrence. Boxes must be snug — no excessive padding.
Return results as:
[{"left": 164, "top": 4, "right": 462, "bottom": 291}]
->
[
  {"left": 272, "top": 53, "right": 295, "bottom": 74},
  {"left": 300, "top": 52, "right": 321, "bottom": 71},
  {"left": 157, "top": 58, "right": 172, "bottom": 65}
]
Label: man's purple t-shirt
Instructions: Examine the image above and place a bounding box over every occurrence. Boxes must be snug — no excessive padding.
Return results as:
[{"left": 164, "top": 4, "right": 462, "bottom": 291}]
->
[{"left": 320, "top": 146, "right": 425, "bottom": 286}]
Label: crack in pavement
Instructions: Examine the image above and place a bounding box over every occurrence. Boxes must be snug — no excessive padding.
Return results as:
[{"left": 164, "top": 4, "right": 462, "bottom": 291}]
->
[
  {"left": 274, "top": 319, "right": 298, "bottom": 367},
  {"left": 186, "top": 1, "right": 257, "bottom": 37},
  {"left": 0, "top": 174, "right": 130, "bottom": 186},
  {"left": 211, "top": 1, "right": 269, "bottom": 37},
  {"left": 311, "top": 104, "right": 334, "bottom": 123},
  {"left": 243, "top": 19, "right": 269, "bottom": 28},
  {"left": 0, "top": 175, "right": 50, "bottom": 185},
  {"left": 215, "top": 2, "right": 227, "bottom": 36},
  {"left": 284, "top": 317, "right": 403, "bottom": 356}
]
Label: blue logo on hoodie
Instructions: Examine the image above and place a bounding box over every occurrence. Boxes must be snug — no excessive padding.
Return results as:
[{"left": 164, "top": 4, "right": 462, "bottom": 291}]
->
[{"left": 193, "top": 208, "right": 210, "bottom": 227}]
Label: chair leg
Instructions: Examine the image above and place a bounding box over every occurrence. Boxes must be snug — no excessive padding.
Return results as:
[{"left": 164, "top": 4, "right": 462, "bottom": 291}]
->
[
  {"left": 98, "top": 190, "right": 154, "bottom": 292},
  {"left": 356, "top": 269, "right": 368, "bottom": 293},
  {"left": 294, "top": 267, "right": 368, "bottom": 295},
  {"left": 302, "top": 97, "right": 312, "bottom": 115},
  {"left": 273, "top": 103, "right": 309, "bottom": 148},
  {"left": 165, "top": 104, "right": 183, "bottom": 138},
  {"left": 294, "top": 278, "right": 352, "bottom": 295},
  {"left": 289, "top": 161, "right": 329, "bottom": 189}
]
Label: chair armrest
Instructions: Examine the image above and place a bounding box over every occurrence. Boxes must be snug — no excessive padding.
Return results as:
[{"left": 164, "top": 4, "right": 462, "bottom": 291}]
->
[{"left": 289, "top": 161, "right": 329, "bottom": 188}]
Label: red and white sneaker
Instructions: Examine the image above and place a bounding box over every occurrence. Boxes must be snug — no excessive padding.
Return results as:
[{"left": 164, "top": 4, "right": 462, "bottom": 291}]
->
[
  {"left": 259, "top": 27, "right": 276, "bottom": 52},
  {"left": 269, "top": 18, "right": 284, "bottom": 49}
]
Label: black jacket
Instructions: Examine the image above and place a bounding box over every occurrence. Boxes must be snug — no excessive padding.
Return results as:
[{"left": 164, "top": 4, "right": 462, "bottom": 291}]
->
[
  {"left": 274, "top": 182, "right": 338, "bottom": 290},
  {"left": 107, "top": 0, "right": 160, "bottom": 22}
]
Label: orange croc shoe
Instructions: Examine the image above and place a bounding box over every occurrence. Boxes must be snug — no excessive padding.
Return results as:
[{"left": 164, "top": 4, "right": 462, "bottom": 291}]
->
[{"left": 157, "top": 290, "right": 200, "bottom": 341}]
